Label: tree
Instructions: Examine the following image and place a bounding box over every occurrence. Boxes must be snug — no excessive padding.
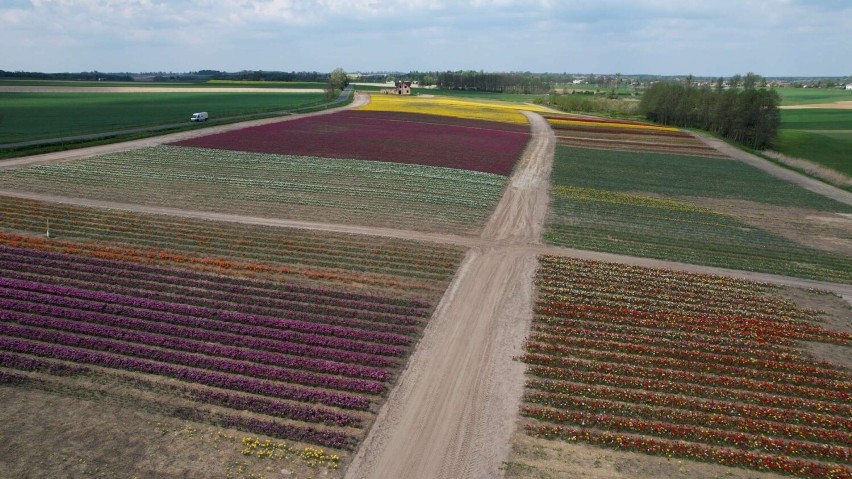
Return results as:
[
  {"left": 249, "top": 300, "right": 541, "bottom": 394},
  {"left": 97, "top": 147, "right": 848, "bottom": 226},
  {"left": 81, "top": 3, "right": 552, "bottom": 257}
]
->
[
  {"left": 742, "top": 72, "right": 760, "bottom": 90},
  {"left": 729, "top": 74, "right": 742, "bottom": 89},
  {"left": 326, "top": 67, "right": 348, "bottom": 99}
]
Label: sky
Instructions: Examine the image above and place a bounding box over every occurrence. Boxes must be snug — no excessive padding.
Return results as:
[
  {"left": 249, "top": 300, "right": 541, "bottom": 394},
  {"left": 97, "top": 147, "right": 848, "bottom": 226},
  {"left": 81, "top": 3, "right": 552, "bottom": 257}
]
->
[{"left": 0, "top": 0, "right": 850, "bottom": 76}]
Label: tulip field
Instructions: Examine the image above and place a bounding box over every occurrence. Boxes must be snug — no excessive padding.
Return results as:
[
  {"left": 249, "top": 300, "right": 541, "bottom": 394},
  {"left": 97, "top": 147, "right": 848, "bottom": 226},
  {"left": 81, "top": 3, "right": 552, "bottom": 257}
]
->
[
  {"left": 357, "top": 93, "right": 554, "bottom": 124},
  {"left": 545, "top": 144, "right": 852, "bottom": 283},
  {"left": 546, "top": 115, "right": 728, "bottom": 158},
  {"left": 0, "top": 191, "right": 466, "bottom": 470},
  {"left": 0, "top": 145, "right": 509, "bottom": 234},
  {"left": 0, "top": 195, "right": 463, "bottom": 297},
  {"left": 521, "top": 256, "right": 852, "bottom": 478},
  {"left": 172, "top": 110, "right": 530, "bottom": 175},
  {"left": 0, "top": 109, "right": 533, "bottom": 234},
  {"left": 0, "top": 244, "right": 413, "bottom": 450}
]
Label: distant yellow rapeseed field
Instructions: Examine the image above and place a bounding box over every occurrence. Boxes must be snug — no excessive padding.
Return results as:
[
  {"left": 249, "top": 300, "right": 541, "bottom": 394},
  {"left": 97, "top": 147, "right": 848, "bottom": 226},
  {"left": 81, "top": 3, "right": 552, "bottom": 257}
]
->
[{"left": 358, "top": 93, "right": 553, "bottom": 124}]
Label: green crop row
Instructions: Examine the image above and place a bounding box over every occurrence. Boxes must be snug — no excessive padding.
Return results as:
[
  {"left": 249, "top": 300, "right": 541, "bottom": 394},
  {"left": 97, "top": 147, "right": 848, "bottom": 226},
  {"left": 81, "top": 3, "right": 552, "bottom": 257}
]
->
[
  {"left": 0, "top": 146, "right": 507, "bottom": 235},
  {"left": 550, "top": 146, "right": 852, "bottom": 212},
  {"left": 545, "top": 146, "right": 852, "bottom": 283}
]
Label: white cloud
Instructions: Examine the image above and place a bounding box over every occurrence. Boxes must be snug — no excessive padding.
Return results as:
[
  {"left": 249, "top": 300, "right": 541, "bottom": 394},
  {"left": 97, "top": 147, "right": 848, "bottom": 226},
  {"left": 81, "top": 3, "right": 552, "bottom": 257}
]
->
[{"left": 0, "top": 0, "right": 849, "bottom": 74}]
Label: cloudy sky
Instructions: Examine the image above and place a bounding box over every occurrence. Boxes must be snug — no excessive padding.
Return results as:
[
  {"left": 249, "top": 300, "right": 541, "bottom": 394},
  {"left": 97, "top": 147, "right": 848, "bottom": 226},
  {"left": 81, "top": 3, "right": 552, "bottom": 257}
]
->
[{"left": 0, "top": 0, "right": 849, "bottom": 76}]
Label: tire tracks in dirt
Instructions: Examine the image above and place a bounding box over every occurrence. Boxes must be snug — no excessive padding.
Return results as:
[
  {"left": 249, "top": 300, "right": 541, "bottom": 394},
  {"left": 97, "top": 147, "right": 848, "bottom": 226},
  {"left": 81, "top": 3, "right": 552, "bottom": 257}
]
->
[{"left": 344, "top": 112, "right": 553, "bottom": 479}]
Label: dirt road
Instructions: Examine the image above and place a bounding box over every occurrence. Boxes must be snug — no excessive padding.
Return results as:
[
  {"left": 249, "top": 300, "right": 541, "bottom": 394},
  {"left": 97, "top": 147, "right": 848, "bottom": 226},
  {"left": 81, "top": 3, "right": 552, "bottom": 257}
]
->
[
  {"left": 481, "top": 112, "right": 556, "bottom": 244},
  {"left": 344, "top": 112, "right": 553, "bottom": 479},
  {"left": 779, "top": 101, "right": 852, "bottom": 109}
]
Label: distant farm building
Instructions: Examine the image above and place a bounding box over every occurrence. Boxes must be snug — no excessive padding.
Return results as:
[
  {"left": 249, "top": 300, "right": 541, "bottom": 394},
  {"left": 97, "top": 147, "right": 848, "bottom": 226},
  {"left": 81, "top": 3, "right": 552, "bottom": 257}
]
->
[
  {"left": 846, "top": 84, "right": 852, "bottom": 90},
  {"left": 381, "top": 81, "right": 412, "bottom": 95}
]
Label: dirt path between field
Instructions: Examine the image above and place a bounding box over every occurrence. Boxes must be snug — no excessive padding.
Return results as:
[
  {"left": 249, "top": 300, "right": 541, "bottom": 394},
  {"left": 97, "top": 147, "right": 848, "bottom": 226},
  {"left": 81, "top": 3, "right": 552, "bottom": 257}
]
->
[
  {"left": 689, "top": 131, "right": 852, "bottom": 207},
  {"left": 779, "top": 101, "right": 852, "bottom": 110},
  {"left": 0, "top": 92, "right": 369, "bottom": 169},
  {"left": 344, "top": 112, "right": 553, "bottom": 479}
]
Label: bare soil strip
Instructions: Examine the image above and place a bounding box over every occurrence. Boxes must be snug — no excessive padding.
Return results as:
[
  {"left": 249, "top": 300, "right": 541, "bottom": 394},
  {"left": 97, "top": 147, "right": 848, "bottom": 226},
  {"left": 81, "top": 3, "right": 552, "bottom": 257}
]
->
[
  {"left": 0, "top": 93, "right": 369, "bottom": 169},
  {"left": 779, "top": 101, "right": 852, "bottom": 110},
  {"left": 689, "top": 131, "right": 852, "bottom": 207}
]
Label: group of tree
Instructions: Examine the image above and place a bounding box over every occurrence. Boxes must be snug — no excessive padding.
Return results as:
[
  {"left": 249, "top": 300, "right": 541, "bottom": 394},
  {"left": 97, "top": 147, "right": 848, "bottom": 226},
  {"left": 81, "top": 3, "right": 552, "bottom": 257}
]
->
[
  {"left": 432, "top": 71, "right": 551, "bottom": 94},
  {"left": 0, "top": 70, "right": 133, "bottom": 81},
  {"left": 383, "top": 71, "right": 552, "bottom": 94},
  {"left": 207, "top": 70, "right": 331, "bottom": 82},
  {"left": 639, "top": 73, "right": 780, "bottom": 149}
]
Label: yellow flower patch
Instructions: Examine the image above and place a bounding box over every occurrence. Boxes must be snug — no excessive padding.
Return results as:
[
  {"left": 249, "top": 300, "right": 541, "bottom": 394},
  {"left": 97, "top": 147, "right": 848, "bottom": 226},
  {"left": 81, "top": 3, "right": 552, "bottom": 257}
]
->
[
  {"left": 547, "top": 117, "right": 680, "bottom": 132},
  {"left": 552, "top": 185, "right": 713, "bottom": 213},
  {"left": 358, "top": 94, "right": 552, "bottom": 124}
]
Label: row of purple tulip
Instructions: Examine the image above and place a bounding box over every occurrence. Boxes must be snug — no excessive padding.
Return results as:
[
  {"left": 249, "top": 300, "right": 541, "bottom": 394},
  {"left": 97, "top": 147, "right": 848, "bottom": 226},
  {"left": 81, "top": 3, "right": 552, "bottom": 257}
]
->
[
  {"left": 1, "top": 303, "right": 388, "bottom": 381},
  {"left": 0, "top": 370, "right": 27, "bottom": 385},
  {"left": 0, "top": 336, "right": 371, "bottom": 410},
  {"left": 0, "top": 350, "right": 88, "bottom": 376},
  {"left": 1, "top": 282, "right": 406, "bottom": 357},
  {"left": 0, "top": 350, "right": 359, "bottom": 427},
  {"left": 170, "top": 406, "right": 355, "bottom": 449},
  {"left": 2, "top": 277, "right": 411, "bottom": 346},
  {"left": 122, "top": 373, "right": 362, "bottom": 428},
  {"left": 2, "top": 263, "right": 421, "bottom": 335},
  {"left": 0, "top": 321, "right": 384, "bottom": 395},
  {"left": 0, "top": 253, "right": 425, "bottom": 327},
  {"left": 1, "top": 291, "right": 397, "bottom": 369}
]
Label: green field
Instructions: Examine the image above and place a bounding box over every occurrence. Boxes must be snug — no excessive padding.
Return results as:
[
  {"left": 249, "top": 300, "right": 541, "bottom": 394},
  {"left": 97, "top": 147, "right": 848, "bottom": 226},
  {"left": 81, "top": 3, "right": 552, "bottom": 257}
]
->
[
  {"left": 772, "top": 93, "right": 852, "bottom": 180},
  {"left": 544, "top": 146, "right": 852, "bottom": 283},
  {"left": 774, "top": 87, "right": 852, "bottom": 106},
  {"left": 547, "top": 146, "right": 850, "bottom": 211},
  {"left": 0, "top": 79, "right": 325, "bottom": 89},
  {"left": 0, "top": 91, "right": 327, "bottom": 144},
  {"left": 779, "top": 108, "right": 852, "bottom": 130},
  {"left": 774, "top": 129, "right": 852, "bottom": 176}
]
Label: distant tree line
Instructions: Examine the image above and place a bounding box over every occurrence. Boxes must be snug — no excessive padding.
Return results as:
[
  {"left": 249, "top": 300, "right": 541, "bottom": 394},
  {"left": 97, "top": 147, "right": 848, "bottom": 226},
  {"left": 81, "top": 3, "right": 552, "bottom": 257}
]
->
[
  {"left": 0, "top": 70, "right": 340, "bottom": 83},
  {"left": 208, "top": 70, "right": 331, "bottom": 82},
  {"left": 0, "top": 70, "right": 133, "bottom": 81},
  {"left": 639, "top": 74, "right": 780, "bottom": 149},
  {"left": 433, "top": 71, "right": 551, "bottom": 94},
  {"left": 379, "top": 71, "right": 552, "bottom": 94},
  {"left": 539, "top": 93, "right": 639, "bottom": 116}
]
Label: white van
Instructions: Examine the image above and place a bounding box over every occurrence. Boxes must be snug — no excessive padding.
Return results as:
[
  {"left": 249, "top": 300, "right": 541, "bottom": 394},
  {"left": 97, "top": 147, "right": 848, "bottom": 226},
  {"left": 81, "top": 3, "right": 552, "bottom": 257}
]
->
[{"left": 190, "top": 112, "right": 208, "bottom": 122}]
